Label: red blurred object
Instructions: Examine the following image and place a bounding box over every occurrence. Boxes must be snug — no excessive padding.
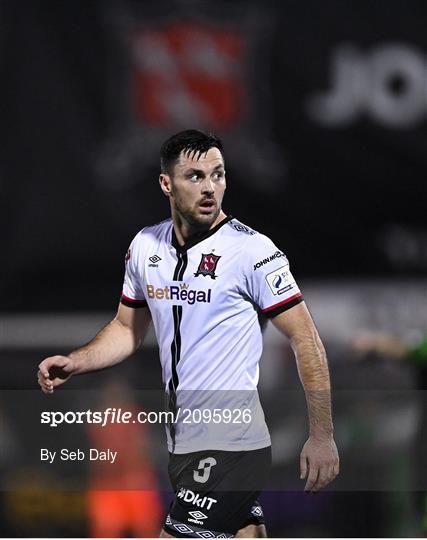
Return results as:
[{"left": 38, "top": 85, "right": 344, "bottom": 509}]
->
[
  {"left": 86, "top": 380, "right": 163, "bottom": 538},
  {"left": 131, "top": 23, "right": 246, "bottom": 129}
]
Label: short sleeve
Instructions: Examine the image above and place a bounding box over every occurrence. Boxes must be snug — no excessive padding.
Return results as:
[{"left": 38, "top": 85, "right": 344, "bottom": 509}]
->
[
  {"left": 120, "top": 234, "right": 147, "bottom": 308},
  {"left": 242, "top": 234, "right": 303, "bottom": 319}
]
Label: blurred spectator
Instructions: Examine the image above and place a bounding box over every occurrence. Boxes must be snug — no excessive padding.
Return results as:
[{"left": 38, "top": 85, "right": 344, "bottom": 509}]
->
[
  {"left": 86, "top": 377, "right": 162, "bottom": 537},
  {"left": 353, "top": 331, "right": 427, "bottom": 537}
]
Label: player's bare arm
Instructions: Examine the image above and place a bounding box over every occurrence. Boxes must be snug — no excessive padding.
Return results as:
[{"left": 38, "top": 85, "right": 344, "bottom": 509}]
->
[
  {"left": 38, "top": 304, "right": 151, "bottom": 394},
  {"left": 272, "top": 302, "right": 339, "bottom": 492}
]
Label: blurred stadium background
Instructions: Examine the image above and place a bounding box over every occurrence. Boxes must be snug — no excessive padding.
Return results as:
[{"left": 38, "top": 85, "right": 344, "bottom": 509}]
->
[{"left": 1, "top": 0, "right": 426, "bottom": 537}]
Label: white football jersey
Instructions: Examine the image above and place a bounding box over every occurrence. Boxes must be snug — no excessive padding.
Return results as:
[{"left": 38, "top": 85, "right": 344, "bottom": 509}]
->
[{"left": 121, "top": 216, "right": 303, "bottom": 453}]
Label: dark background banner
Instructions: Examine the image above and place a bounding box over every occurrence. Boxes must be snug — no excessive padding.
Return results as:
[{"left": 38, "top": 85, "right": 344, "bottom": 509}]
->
[{"left": 1, "top": 0, "right": 426, "bottom": 311}]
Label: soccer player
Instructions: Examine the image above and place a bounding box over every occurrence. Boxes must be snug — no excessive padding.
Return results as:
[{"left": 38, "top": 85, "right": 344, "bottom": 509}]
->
[{"left": 38, "top": 130, "right": 339, "bottom": 538}]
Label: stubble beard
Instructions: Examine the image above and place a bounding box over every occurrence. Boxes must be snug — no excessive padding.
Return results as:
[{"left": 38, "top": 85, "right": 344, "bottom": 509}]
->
[{"left": 175, "top": 197, "right": 221, "bottom": 233}]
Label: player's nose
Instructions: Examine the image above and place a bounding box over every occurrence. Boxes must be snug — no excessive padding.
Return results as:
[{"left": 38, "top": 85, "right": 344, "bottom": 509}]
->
[{"left": 201, "top": 177, "right": 215, "bottom": 194}]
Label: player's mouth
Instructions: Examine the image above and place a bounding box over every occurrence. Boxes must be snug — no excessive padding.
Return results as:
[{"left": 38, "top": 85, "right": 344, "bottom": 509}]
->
[{"left": 198, "top": 199, "right": 216, "bottom": 213}]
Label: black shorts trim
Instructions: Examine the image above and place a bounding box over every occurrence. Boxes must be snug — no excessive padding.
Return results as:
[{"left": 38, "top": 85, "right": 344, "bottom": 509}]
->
[{"left": 164, "top": 514, "right": 234, "bottom": 538}]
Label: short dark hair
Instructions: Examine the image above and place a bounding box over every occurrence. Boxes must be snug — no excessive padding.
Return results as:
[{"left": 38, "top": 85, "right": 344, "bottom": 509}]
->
[{"left": 160, "top": 129, "right": 224, "bottom": 176}]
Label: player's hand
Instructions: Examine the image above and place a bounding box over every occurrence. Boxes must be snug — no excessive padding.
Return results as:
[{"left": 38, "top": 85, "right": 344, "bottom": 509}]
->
[
  {"left": 38, "top": 355, "right": 75, "bottom": 394},
  {"left": 299, "top": 435, "right": 339, "bottom": 493}
]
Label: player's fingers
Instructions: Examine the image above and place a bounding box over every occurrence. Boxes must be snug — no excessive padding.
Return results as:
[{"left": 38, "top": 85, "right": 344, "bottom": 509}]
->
[
  {"left": 327, "top": 463, "right": 336, "bottom": 484},
  {"left": 300, "top": 453, "right": 308, "bottom": 479},
  {"left": 318, "top": 464, "right": 335, "bottom": 490},
  {"left": 333, "top": 456, "right": 340, "bottom": 476},
  {"left": 38, "top": 358, "right": 56, "bottom": 378},
  {"left": 38, "top": 370, "right": 52, "bottom": 385},
  {"left": 39, "top": 380, "right": 53, "bottom": 394},
  {"left": 38, "top": 356, "right": 68, "bottom": 377},
  {"left": 311, "top": 463, "right": 329, "bottom": 492},
  {"left": 38, "top": 365, "right": 50, "bottom": 378},
  {"left": 304, "top": 462, "right": 319, "bottom": 492},
  {"left": 50, "top": 377, "right": 68, "bottom": 389},
  {"left": 39, "top": 381, "right": 52, "bottom": 394},
  {"left": 322, "top": 456, "right": 340, "bottom": 489},
  {"left": 38, "top": 370, "right": 50, "bottom": 384},
  {"left": 38, "top": 372, "right": 53, "bottom": 393}
]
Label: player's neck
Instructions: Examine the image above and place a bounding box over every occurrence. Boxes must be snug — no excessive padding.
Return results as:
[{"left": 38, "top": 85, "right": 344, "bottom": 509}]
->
[{"left": 172, "top": 210, "right": 227, "bottom": 247}]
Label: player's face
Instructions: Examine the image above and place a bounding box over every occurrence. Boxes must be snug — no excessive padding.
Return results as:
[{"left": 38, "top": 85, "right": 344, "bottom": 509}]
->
[{"left": 161, "top": 147, "right": 226, "bottom": 230}]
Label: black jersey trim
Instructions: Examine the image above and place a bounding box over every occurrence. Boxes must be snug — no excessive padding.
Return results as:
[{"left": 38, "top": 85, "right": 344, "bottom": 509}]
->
[
  {"left": 168, "top": 248, "right": 187, "bottom": 453},
  {"left": 262, "top": 295, "right": 304, "bottom": 319},
  {"left": 120, "top": 293, "right": 147, "bottom": 308},
  {"left": 170, "top": 305, "right": 183, "bottom": 389},
  {"left": 173, "top": 251, "right": 188, "bottom": 281},
  {"left": 171, "top": 215, "right": 233, "bottom": 253},
  {"left": 167, "top": 304, "right": 183, "bottom": 453}
]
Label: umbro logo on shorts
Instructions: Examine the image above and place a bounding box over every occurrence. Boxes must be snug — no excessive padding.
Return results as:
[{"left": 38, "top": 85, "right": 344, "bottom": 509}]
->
[
  {"left": 173, "top": 523, "right": 194, "bottom": 534},
  {"left": 251, "top": 505, "right": 263, "bottom": 517},
  {"left": 189, "top": 510, "right": 208, "bottom": 520},
  {"left": 193, "top": 457, "right": 217, "bottom": 483},
  {"left": 188, "top": 510, "right": 208, "bottom": 526}
]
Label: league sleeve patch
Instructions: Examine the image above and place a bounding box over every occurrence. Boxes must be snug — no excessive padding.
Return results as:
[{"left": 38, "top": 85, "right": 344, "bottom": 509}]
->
[{"left": 265, "top": 265, "right": 296, "bottom": 296}]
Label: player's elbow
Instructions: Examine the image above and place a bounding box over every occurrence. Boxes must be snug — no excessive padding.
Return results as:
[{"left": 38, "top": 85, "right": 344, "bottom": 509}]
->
[{"left": 111, "top": 317, "right": 141, "bottom": 351}]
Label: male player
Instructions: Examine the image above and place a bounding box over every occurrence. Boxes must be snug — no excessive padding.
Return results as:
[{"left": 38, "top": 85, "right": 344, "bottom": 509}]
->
[{"left": 38, "top": 130, "right": 339, "bottom": 538}]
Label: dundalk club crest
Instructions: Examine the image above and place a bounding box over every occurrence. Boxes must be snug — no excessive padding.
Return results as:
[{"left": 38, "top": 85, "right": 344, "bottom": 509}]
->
[{"left": 194, "top": 253, "right": 221, "bottom": 279}]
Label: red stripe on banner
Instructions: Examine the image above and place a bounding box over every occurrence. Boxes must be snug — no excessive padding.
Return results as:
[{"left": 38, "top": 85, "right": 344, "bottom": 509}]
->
[
  {"left": 262, "top": 292, "right": 302, "bottom": 313},
  {"left": 121, "top": 293, "right": 147, "bottom": 305}
]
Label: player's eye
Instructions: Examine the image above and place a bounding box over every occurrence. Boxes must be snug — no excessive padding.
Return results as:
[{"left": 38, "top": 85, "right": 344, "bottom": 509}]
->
[
  {"left": 186, "top": 174, "right": 201, "bottom": 182},
  {"left": 212, "top": 171, "right": 224, "bottom": 180}
]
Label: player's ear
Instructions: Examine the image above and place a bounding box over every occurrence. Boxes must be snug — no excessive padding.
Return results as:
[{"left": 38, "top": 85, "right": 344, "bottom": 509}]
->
[{"left": 159, "top": 174, "right": 172, "bottom": 197}]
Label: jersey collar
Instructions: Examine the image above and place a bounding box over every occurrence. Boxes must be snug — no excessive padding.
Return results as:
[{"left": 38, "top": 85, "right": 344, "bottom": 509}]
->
[{"left": 171, "top": 215, "right": 233, "bottom": 253}]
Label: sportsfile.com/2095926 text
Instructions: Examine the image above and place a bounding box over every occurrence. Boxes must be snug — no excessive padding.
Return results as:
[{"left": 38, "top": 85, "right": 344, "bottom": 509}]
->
[{"left": 40, "top": 408, "right": 253, "bottom": 427}]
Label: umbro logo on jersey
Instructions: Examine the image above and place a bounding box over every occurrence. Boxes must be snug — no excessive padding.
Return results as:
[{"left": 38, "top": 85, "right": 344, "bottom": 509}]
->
[
  {"left": 147, "top": 284, "right": 212, "bottom": 305},
  {"left": 194, "top": 253, "right": 221, "bottom": 279},
  {"left": 148, "top": 254, "right": 162, "bottom": 267},
  {"left": 231, "top": 223, "right": 256, "bottom": 235},
  {"left": 253, "top": 250, "right": 285, "bottom": 270}
]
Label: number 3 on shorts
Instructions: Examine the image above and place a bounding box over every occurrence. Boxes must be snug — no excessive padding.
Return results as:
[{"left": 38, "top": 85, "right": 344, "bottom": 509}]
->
[{"left": 193, "top": 457, "right": 217, "bottom": 483}]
